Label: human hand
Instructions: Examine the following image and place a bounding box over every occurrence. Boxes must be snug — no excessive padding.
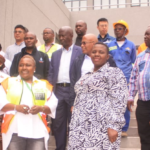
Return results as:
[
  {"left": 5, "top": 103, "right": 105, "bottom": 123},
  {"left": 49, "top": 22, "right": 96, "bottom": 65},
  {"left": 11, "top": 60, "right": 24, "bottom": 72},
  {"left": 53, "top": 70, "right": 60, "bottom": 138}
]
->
[
  {"left": 70, "top": 106, "right": 73, "bottom": 112},
  {"left": 107, "top": 128, "right": 118, "bottom": 143},
  {"left": 127, "top": 101, "right": 134, "bottom": 112},
  {"left": 29, "top": 105, "right": 42, "bottom": 115},
  {"left": 16, "top": 105, "right": 30, "bottom": 114}
]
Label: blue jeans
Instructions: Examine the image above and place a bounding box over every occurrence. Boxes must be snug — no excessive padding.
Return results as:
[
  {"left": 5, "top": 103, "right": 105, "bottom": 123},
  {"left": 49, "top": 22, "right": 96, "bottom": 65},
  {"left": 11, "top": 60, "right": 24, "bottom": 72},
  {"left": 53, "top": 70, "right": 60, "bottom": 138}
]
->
[{"left": 122, "top": 107, "right": 130, "bottom": 132}]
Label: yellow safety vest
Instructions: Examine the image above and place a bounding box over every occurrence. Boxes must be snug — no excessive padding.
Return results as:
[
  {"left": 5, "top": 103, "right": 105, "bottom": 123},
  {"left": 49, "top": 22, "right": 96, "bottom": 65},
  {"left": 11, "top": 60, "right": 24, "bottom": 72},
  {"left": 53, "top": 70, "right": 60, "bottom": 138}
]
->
[
  {"left": 39, "top": 44, "right": 60, "bottom": 59},
  {"left": 1, "top": 77, "right": 53, "bottom": 133}
]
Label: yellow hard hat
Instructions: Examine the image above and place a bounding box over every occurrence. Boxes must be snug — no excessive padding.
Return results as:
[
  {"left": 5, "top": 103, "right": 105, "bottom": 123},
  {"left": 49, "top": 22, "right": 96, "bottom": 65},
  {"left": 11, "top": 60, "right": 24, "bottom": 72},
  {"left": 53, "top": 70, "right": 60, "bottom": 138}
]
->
[{"left": 113, "top": 20, "right": 129, "bottom": 35}]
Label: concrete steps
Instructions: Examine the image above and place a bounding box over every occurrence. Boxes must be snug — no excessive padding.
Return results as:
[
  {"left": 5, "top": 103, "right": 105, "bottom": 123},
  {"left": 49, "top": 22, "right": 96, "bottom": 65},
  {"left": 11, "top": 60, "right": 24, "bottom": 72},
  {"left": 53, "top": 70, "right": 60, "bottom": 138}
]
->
[{"left": 120, "top": 95, "right": 141, "bottom": 150}]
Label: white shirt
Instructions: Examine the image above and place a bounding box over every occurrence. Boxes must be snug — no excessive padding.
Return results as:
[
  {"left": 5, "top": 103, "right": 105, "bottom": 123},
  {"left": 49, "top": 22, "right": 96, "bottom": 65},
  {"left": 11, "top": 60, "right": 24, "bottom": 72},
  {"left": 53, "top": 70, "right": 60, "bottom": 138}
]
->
[
  {"left": 2, "top": 76, "right": 58, "bottom": 150},
  {"left": 0, "top": 72, "right": 10, "bottom": 115},
  {"left": 0, "top": 51, "right": 11, "bottom": 75},
  {"left": 5, "top": 42, "right": 25, "bottom": 62},
  {"left": 57, "top": 45, "right": 73, "bottom": 83},
  {"left": 0, "top": 50, "right": 5, "bottom": 57},
  {"left": 81, "top": 55, "right": 94, "bottom": 76},
  {"left": 117, "top": 41, "right": 125, "bottom": 48}
]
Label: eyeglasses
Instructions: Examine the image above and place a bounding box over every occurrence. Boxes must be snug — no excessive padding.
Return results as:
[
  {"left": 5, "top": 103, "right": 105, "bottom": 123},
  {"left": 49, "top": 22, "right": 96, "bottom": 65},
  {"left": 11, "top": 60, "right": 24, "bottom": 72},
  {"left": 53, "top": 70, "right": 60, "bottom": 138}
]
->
[
  {"left": 14, "top": 31, "right": 23, "bottom": 34},
  {"left": 114, "top": 28, "right": 124, "bottom": 31},
  {"left": 81, "top": 41, "right": 94, "bottom": 45},
  {"left": 99, "top": 25, "right": 108, "bottom": 28},
  {"left": 42, "top": 32, "right": 52, "bottom": 35}
]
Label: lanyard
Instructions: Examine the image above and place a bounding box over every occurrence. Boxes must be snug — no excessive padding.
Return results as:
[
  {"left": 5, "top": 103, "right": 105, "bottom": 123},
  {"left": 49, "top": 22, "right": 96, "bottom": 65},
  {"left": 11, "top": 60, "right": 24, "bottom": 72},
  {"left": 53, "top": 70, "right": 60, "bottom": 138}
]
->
[{"left": 23, "top": 80, "right": 36, "bottom": 105}]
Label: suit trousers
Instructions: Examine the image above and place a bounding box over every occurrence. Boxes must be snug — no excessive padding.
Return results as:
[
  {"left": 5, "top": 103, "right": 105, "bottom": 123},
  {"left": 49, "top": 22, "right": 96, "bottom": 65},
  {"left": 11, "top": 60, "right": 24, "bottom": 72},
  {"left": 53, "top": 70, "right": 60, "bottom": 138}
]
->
[
  {"left": 136, "top": 100, "right": 150, "bottom": 150},
  {"left": 52, "top": 85, "right": 71, "bottom": 150},
  {"left": 7, "top": 134, "right": 45, "bottom": 150}
]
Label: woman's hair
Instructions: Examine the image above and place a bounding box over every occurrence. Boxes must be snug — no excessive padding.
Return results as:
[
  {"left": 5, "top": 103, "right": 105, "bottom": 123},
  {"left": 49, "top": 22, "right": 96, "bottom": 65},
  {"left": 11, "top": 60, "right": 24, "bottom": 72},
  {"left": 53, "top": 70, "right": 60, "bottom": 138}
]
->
[
  {"left": 94, "top": 42, "right": 109, "bottom": 54},
  {"left": 0, "top": 55, "right": 5, "bottom": 70},
  {"left": 19, "top": 55, "right": 36, "bottom": 67}
]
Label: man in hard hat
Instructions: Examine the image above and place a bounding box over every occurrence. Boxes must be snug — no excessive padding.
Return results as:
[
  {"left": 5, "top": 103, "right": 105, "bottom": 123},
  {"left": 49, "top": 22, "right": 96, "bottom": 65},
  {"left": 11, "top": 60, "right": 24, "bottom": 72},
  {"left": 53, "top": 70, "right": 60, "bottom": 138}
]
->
[{"left": 108, "top": 20, "right": 136, "bottom": 137}]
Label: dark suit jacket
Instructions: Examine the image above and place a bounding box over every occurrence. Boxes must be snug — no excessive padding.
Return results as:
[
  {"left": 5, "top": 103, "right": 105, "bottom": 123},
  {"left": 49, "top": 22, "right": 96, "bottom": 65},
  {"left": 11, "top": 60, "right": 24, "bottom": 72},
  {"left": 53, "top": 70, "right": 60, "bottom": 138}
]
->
[
  {"left": 70, "top": 53, "right": 117, "bottom": 106},
  {"left": 48, "top": 45, "right": 82, "bottom": 95}
]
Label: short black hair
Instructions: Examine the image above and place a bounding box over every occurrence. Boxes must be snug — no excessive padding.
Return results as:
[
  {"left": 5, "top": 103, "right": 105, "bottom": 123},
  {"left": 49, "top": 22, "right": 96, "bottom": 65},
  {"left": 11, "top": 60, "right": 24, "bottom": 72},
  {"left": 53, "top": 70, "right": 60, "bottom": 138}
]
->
[
  {"left": 14, "top": 25, "right": 27, "bottom": 32},
  {"left": 97, "top": 18, "right": 108, "bottom": 26},
  {"left": 94, "top": 42, "right": 109, "bottom": 54},
  {"left": 44, "top": 28, "right": 54, "bottom": 34}
]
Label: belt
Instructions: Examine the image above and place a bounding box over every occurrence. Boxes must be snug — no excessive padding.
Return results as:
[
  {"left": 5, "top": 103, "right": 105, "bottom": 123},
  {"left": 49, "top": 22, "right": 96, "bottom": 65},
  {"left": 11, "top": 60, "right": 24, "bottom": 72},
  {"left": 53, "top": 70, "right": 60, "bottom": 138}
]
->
[{"left": 56, "top": 83, "right": 70, "bottom": 87}]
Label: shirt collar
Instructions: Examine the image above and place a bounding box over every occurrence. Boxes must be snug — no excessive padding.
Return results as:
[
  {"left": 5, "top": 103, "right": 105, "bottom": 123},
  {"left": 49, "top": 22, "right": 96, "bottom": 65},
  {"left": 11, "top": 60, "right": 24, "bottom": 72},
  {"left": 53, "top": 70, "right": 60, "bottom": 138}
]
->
[
  {"left": 114, "top": 37, "right": 127, "bottom": 45},
  {"left": 89, "top": 62, "right": 109, "bottom": 73},
  {"left": 17, "top": 75, "right": 38, "bottom": 83},
  {"left": 45, "top": 42, "right": 55, "bottom": 47},
  {"left": 62, "top": 44, "right": 74, "bottom": 52},
  {"left": 85, "top": 54, "right": 91, "bottom": 60},
  {"left": 145, "top": 48, "right": 150, "bottom": 53},
  {"left": 98, "top": 33, "right": 109, "bottom": 40},
  {"left": 15, "top": 41, "right": 25, "bottom": 46}
]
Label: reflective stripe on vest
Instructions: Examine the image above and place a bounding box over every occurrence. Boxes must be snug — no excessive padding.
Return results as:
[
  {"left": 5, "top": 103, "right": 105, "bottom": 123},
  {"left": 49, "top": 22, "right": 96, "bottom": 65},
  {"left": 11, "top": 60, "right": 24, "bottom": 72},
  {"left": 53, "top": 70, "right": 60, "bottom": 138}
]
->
[
  {"left": 39, "top": 44, "right": 59, "bottom": 59},
  {"left": 1, "top": 77, "right": 53, "bottom": 133}
]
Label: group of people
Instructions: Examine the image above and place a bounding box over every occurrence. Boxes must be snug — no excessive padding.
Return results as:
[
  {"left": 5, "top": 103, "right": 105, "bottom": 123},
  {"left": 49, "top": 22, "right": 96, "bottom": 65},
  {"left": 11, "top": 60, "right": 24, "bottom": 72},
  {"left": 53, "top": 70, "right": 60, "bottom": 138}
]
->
[{"left": 0, "top": 17, "right": 149, "bottom": 150}]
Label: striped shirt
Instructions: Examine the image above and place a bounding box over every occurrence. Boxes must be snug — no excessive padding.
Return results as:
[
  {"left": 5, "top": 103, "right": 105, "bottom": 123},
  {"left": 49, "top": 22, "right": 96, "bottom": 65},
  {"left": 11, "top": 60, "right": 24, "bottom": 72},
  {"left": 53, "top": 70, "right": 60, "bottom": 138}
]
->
[{"left": 128, "top": 48, "right": 150, "bottom": 101}]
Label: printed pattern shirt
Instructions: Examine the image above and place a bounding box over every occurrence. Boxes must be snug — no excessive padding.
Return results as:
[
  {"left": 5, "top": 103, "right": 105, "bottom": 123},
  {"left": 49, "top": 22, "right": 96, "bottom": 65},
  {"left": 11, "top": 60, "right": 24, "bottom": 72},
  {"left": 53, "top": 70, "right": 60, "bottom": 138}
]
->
[{"left": 128, "top": 48, "right": 150, "bottom": 101}]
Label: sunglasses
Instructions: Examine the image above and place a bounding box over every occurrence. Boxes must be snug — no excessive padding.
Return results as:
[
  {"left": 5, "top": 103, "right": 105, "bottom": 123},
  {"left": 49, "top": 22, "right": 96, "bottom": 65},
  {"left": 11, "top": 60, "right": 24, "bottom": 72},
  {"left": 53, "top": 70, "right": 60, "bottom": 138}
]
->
[{"left": 114, "top": 28, "right": 124, "bottom": 31}]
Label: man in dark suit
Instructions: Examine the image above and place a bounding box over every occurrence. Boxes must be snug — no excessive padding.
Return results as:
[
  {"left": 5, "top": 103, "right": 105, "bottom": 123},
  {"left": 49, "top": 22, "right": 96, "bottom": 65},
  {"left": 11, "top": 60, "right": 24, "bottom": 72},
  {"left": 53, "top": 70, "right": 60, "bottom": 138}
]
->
[
  {"left": 48, "top": 26, "right": 82, "bottom": 150},
  {"left": 70, "top": 34, "right": 117, "bottom": 108}
]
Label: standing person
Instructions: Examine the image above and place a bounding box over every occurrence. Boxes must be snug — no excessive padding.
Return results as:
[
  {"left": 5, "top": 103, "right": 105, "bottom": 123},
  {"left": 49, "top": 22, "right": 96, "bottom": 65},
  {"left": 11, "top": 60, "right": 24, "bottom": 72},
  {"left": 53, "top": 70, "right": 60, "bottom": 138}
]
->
[
  {"left": 5, "top": 25, "right": 27, "bottom": 62},
  {"left": 70, "top": 34, "right": 116, "bottom": 107},
  {"left": 1, "top": 55, "right": 58, "bottom": 150},
  {"left": 128, "top": 28, "right": 150, "bottom": 150},
  {"left": 0, "top": 44, "right": 11, "bottom": 75},
  {"left": 38, "top": 28, "right": 61, "bottom": 61},
  {"left": 48, "top": 26, "right": 82, "bottom": 150},
  {"left": 75, "top": 20, "right": 87, "bottom": 46},
  {"left": 68, "top": 42, "right": 128, "bottom": 149},
  {"left": 108, "top": 20, "right": 136, "bottom": 137},
  {"left": 97, "top": 18, "right": 115, "bottom": 44},
  {"left": 10, "top": 32, "right": 49, "bottom": 80}
]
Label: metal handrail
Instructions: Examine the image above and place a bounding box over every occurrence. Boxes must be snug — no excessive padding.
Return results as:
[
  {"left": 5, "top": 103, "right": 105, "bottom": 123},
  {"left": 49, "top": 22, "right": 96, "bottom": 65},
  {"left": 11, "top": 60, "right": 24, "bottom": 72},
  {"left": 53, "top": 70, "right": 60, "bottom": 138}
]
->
[{"left": 67, "top": 2, "right": 150, "bottom": 9}]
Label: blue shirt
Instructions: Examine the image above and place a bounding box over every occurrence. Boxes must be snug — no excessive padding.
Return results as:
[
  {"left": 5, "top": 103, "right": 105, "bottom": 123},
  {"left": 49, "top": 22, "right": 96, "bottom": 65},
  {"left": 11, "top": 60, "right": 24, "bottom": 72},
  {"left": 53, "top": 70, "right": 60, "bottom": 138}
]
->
[
  {"left": 128, "top": 48, "right": 150, "bottom": 101},
  {"left": 108, "top": 38, "right": 136, "bottom": 83},
  {"left": 97, "top": 33, "right": 115, "bottom": 45}
]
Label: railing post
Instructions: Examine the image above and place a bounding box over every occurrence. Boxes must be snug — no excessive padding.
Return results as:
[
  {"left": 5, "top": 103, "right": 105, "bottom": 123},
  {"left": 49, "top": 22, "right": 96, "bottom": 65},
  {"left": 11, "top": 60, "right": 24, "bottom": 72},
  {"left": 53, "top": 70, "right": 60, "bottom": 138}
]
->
[{"left": 87, "top": 0, "right": 94, "bottom": 10}]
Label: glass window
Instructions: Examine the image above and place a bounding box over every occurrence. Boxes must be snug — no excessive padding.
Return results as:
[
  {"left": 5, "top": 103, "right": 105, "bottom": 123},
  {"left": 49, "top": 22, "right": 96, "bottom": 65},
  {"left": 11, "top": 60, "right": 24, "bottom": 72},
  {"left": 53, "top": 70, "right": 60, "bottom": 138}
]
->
[
  {"left": 141, "top": 0, "right": 148, "bottom": 7},
  {"left": 65, "top": 2, "right": 71, "bottom": 11},
  {"left": 102, "top": 0, "right": 109, "bottom": 9},
  {"left": 110, "top": 0, "right": 117, "bottom": 8},
  {"left": 119, "top": 0, "right": 126, "bottom": 8},
  {"left": 94, "top": 0, "right": 101, "bottom": 10},
  {"left": 72, "top": 1, "right": 79, "bottom": 11},
  {"left": 80, "top": 1, "right": 87, "bottom": 11},
  {"left": 131, "top": 0, "right": 140, "bottom": 6}
]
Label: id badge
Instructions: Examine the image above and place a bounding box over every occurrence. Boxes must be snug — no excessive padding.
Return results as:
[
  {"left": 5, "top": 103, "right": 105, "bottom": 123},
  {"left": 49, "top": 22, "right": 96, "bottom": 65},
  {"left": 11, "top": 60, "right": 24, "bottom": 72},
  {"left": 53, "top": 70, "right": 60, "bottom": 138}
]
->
[{"left": 34, "top": 93, "right": 45, "bottom": 100}]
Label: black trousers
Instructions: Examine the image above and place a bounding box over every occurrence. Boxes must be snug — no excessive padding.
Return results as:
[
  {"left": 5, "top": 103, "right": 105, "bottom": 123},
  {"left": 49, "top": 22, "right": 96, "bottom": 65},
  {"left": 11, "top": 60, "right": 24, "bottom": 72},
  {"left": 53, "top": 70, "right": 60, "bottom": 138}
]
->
[
  {"left": 52, "top": 85, "right": 71, "bottom": 150},
  {"left": 136, "top": 100, "right": 150, "bottom": 150}
]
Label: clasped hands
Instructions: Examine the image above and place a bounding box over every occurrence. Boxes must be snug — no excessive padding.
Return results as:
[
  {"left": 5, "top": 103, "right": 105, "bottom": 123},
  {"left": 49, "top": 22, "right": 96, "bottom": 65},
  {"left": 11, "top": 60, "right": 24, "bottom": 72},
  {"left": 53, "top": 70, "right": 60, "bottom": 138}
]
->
[{"left": 15, "top": 105, "right": 43, "bottom": 115}]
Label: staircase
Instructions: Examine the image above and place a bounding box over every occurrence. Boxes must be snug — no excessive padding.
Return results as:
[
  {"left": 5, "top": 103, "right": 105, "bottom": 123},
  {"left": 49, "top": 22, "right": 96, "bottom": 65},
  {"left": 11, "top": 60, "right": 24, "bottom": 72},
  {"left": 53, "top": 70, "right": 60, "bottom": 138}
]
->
[{"left": 120, "top": 96, "right": 141, "bottom": 150}]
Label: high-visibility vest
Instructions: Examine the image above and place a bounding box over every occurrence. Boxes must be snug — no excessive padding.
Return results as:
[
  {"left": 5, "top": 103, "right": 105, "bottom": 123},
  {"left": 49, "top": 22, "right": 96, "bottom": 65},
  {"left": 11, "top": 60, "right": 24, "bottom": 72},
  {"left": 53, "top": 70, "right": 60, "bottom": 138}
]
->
[
  {"left": 39, "top": 44, "right": 61, "bottom": 59},
  {"left": 1, "top": 77, "right": 53, "bottom": 134}
]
